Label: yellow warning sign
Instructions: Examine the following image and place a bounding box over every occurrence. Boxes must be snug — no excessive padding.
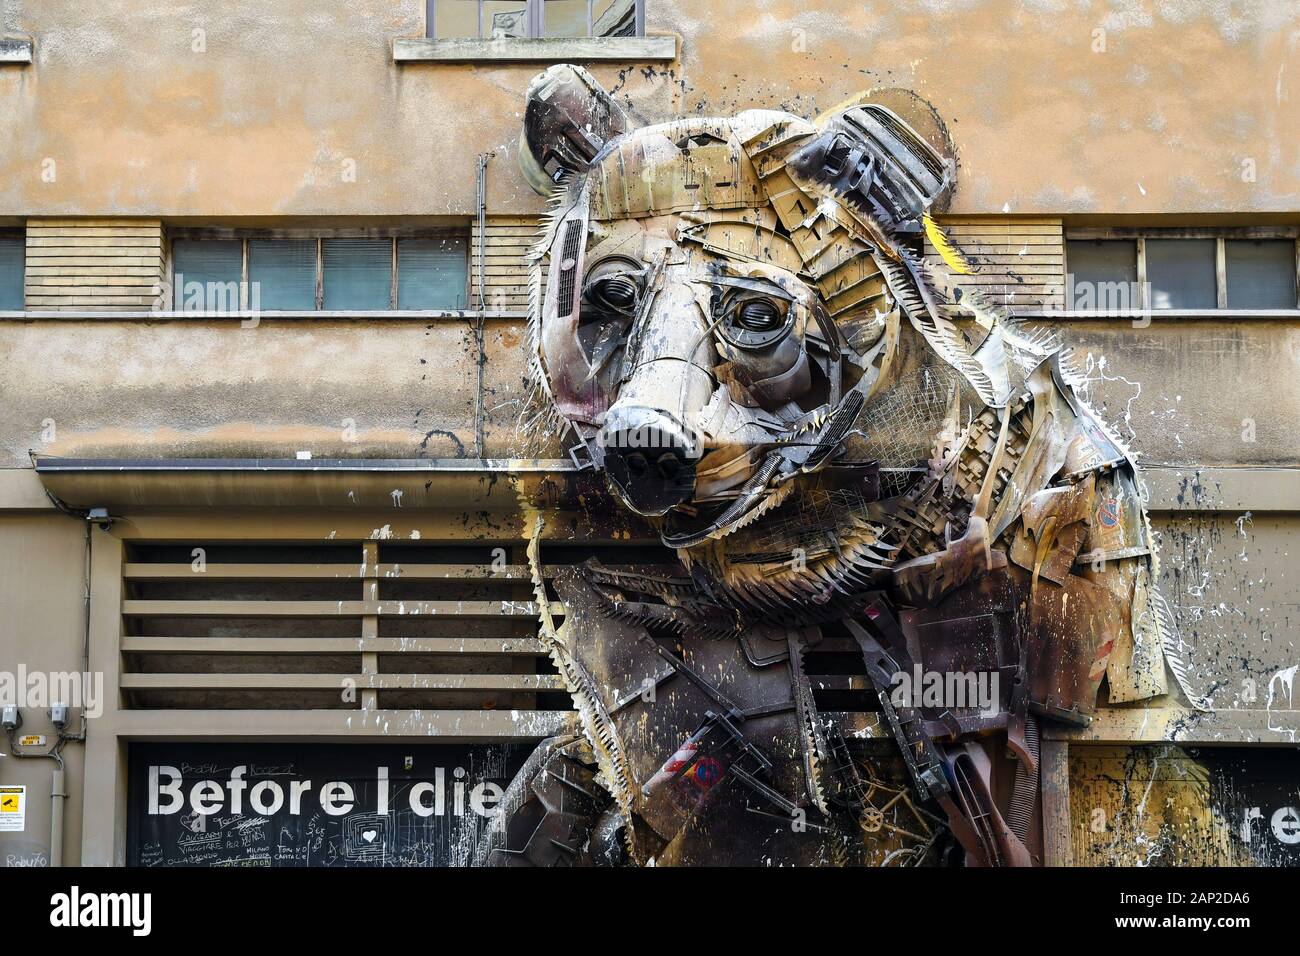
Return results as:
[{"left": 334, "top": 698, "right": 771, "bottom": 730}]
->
[{"left": 0, "top": 785, "right": 24, "bottom": 831}]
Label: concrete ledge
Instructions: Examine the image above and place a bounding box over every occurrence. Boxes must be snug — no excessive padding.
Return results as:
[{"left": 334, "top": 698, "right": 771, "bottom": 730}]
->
[
  {"left": 0, "top": 309, "right": 528, "bottom": 322},
  {"left": 1019, "top": 308, "right": 1300, "bottom": 321},
  {"left": 26, "top": 459, "right": 1300, "bottom": 513},
  {"left": 108, "top": 708, "right": 575, "bottom": 742},
  {"left": 31, "top": 456, "right": 603, "bottom": 511},
  {"left": 1046, "top": 706, "right": 1300, "bottom": 746},
  {"left": 0, "top": 38, "right": 32, "bottom": 64},
  {"left": 394, "top": 34, "right": 676, "bottom": 63},
  {"left": 1144, "top": 465, "right": 1300, "bottom": 512}
]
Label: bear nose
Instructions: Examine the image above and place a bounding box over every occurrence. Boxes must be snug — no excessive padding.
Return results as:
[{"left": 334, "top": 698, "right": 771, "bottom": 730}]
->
[{"left": 599, "top": 408, "right": 697, "bottom": 517}]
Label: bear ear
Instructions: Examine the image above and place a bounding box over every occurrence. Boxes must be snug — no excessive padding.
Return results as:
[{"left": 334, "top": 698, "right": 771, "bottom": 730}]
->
[
  {"left": 808, "top": 87, "right": 957, "bottom": 217},
  {"left": 520, "top": 64, "right": 634, "bottom": 195}
]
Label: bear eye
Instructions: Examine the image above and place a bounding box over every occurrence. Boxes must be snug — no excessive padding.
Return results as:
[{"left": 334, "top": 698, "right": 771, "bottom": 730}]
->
[
  {"left": 582, "top": 256, "right": 646, "bottom": 317},
  {"left": 718, "top": 292, "right": 792, "bottom": 349},
  {"left": 590, "top": 274, "right": 640, "bottom": 314},
  {"left": 736, "top": 298, "right": 783, "bottom": 332}
]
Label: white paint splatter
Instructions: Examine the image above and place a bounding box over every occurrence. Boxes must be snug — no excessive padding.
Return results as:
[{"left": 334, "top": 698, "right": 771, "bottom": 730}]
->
[{"left": 1265, "top": 664, "right": 1298, "bottom": 741}]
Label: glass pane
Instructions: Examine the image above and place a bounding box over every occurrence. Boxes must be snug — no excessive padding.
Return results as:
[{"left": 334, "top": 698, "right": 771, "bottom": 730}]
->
[
  {"left": 248, "top": 240, "right": 317, "bottom": 311},
  {"left": 1066, "top": 239, "right": 1137, "bottom": 310},
  {"left": 323, "top": 239, "right": 391, "bottom": 310},
  {"left": 545, "top": 0, "right": 588, "bottom": 37},
  {"left": 484, "top": 2, "right": 529, "bottom": 38},
  {"left": 172, "top": 239, "right": 242, "bottom": 311},
  {"left": 398, "top": 238, "right": 468, "bottom": 310},
  {"left": 593, "top": 0, "right": 637, "bottom": 36},
  {"left": 434, "top": 0, "right": 479, "bottom": 38},
  {"left": 1226, "top": 239, "right": 1295, "bottom": 309},
  {"left": 1146, "top": 238, "right": 1216, "bottom": 309},
  {"left": 0, "top": 237, "right": 24, "bottom": 310}
]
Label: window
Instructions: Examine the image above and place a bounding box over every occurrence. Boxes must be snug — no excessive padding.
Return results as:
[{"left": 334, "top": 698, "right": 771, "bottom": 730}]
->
[
  {"left": 1225, "top": 239, "right": 1296, "bottom": 309},
  {"left": 1146, "top": 239, "right": 1216, "bottom": 309},
  {"left": 0, "top": 234, "right": 25, "bottom": 310},
  {"left": 1066, "top": 240, "right": 1137, "bottom": 312},
  {"left": 322, "top": 239, "right": 390, "bottom": 311},
  {"left": 429, "top": 0, "right": 641, "bottom": 39},
  {"left": 1067, "top": 232, "right": 1299, "bottom": 311},
  {"left": 171, "top": 235, "right": 469, "bottom": 312},
  {"left": 397, "top": 238, "right": 470, "bottom": 309},
  {"left": 249, "top": 239, "right": 317, "bottom": 311}
]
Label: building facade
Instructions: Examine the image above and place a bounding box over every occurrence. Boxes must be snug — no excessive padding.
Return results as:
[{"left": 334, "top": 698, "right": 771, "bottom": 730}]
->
[{"left": 0, "top": 0, "right": 1297, "bottom": 867}]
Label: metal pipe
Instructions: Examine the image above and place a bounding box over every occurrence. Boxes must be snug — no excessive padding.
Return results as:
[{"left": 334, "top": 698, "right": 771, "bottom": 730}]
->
[
  {"left": 50, "top": 766, "right": 66, "bottom": 868},
  {"left": 474, "top": 152, "right": 492, "bottom": 457}
]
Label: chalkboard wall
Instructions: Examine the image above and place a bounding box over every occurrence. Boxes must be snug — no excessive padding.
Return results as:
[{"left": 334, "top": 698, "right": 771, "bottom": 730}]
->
[{"left": 128, "top": 742, "right": 532, "bottom": 867}]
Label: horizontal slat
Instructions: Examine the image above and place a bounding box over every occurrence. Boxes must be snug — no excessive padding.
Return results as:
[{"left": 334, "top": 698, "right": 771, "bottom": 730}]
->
[
  {"left": 471, "top": 227, "right": 542, "bottom": 237},
  {"left": 26, "top": 297, "right": 157, "bottom": 306},
  {"left": 26, "top": 236, "right": 163, "bottom": 248},
  {"left": 24, "top": 247, "right": 164, "bottom": 259},
  {"left": 943, "top": 255, "right": 1063, "bottom": 265},
  {"left": 25, "top": 266, "right": 166, "bottom": 277},
  {"left": 25, "top": 276, "right": 161, "bottom": 287},
  {"left": 120, "top": 673, "right": 565, "bottom": 691},
  {"left": 922, "top": 259, "right": 1064, "bottom": 275},
  {"left": 26, "top": 226, "right": 163, "bottom": 238},
  {"left": 938, "top": 223, "right": 1063, "bottom": 234},
  {"left": 121, "top": 562, "right": 600, "bottom": 580},
  {"left": 124, "top": 562, "right": 365, "bottom": 580},
  {"left": 122, "top": 636, "right": 548, "bottom": 655},
  {"left": 109, "top": 708, "right": 574, "bottom": 739},
  {"left": 936, "top": 235, "right": 1064, "bottom": 247},
  {"left": 121, "top": 599, "right": 562, "bottom": 617}
]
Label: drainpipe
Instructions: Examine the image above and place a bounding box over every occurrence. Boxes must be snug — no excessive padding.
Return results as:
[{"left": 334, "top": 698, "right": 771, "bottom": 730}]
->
[
  {"left": 474, "top": 152, "right": 492, "bottom": 458},
  {"left": 50, "top": 765, "right": 66, "bottom": 867}
]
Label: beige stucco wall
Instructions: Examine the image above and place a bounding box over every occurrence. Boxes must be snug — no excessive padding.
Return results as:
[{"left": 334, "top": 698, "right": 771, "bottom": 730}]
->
[
  {"left": 1, "top": 0, "right": 1298, "bottom": 218},
  {"left": 0, "top": 514, "right": 87, "bottom": 866}
]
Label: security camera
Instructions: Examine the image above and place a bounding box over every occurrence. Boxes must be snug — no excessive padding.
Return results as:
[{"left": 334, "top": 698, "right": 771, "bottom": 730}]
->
[
  {"left": 50, "top": 704, "right": 68, "bottom": 729},
  {"left": 87, "top": 507, "right": 114, "bottom": 531},
  {"left": 1, "top": 707, "right": 20, "bottom": 733}
]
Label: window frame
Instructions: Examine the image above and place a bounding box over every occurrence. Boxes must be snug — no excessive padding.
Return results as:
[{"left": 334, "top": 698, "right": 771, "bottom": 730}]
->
[
  {"left": 426, "top": 0, "right": 645, "bottom": 40},
  {"left": 168, "top": 229, "right": 471, "bottom": 313},
  {"left": 1065, "top": 227, "right": 1300, "bottom": 312},
  {"left": 0, "top": 228, "right": 26, "bottom": 311}
]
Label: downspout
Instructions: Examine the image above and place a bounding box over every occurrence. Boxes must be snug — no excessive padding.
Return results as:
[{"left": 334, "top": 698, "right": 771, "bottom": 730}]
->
[{"left": 474, "top": 152, "right": 492, "bottom": 458}]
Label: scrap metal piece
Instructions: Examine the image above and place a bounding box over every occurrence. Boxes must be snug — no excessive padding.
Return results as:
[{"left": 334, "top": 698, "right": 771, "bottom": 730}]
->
[
  {"left": 843, "top": 618, "right": 950, "bottom": 801},
  {"left": 522, "top": 64, "right": 630, "bottom": 192}
]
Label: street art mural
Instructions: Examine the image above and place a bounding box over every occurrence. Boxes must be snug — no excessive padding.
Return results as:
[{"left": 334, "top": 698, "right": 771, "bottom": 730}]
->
[{"left": 475, "top": 65, "right": 1206, "bottom": 866}]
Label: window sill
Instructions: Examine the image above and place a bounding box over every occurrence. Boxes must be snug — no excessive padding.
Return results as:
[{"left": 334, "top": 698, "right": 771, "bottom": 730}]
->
[
  {"left": 393, "top": 35, "right": 676, "bottom": 63},
  {"left": 1017, "top": 308, "right": 1300, "bottom": 320},
  {"left": 0, "top": 309, "right": 527, "bottom": 321},
  {"left": 0, "top": 38, "right": 32, "bottom": 64}
]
